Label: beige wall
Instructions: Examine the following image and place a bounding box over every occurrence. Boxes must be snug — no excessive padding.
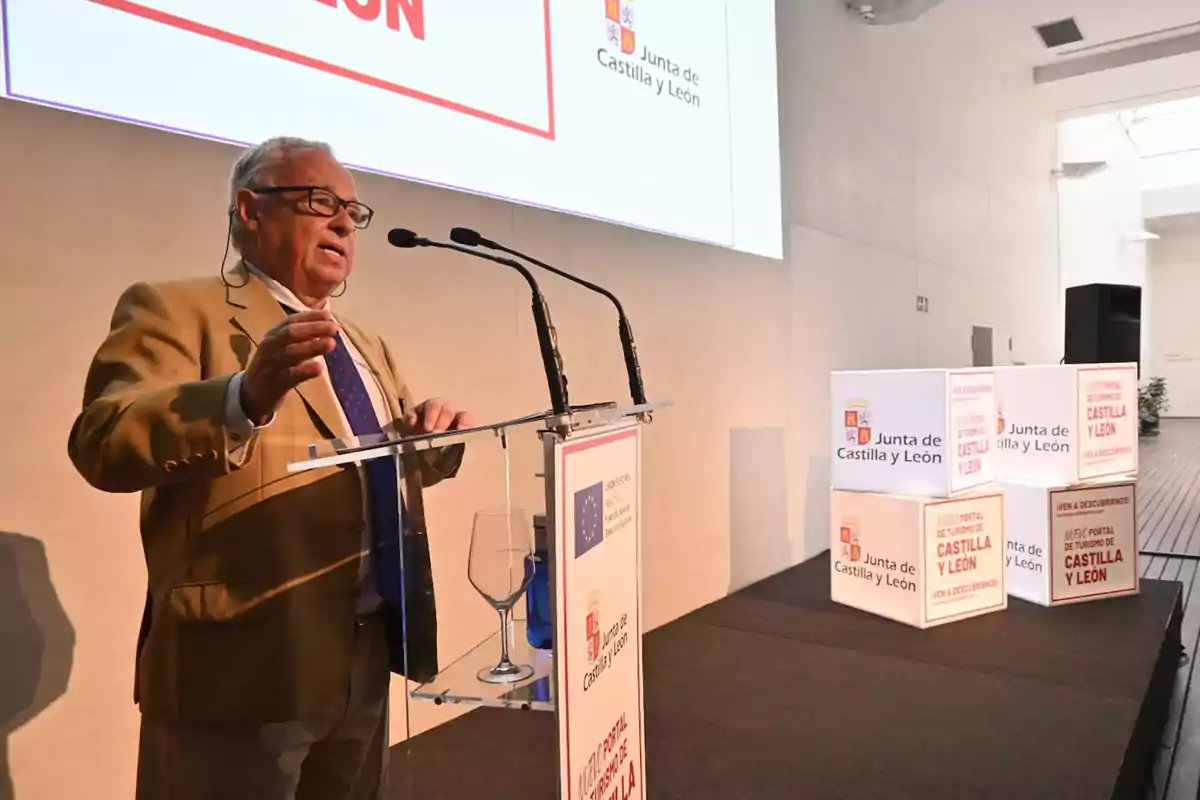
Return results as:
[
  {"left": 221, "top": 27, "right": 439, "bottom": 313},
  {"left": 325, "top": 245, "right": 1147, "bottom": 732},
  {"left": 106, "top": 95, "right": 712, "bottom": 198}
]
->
[{"left": 0, "top": 1, "right": 1060, "bottom": 797}]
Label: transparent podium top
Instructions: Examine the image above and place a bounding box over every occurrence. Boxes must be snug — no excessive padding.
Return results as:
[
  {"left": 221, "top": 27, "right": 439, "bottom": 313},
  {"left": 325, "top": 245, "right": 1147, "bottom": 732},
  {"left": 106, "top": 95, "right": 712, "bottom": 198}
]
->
[
  {"left": 288, "top": 400, "right": 668, "bottom": 473},
  {"left": 411, "top": 619, "right": 556, "bottom": 712}
]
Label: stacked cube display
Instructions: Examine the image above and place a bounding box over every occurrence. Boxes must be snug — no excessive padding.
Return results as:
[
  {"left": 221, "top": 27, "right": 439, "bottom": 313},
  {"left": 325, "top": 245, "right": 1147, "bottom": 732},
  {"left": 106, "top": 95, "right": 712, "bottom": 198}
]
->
[
  {"left": 829, "top": 369, "right": 1008, "bottom": 628},
  {"left": 995, "top": 364, "right": 1140, "bottom": 606}
]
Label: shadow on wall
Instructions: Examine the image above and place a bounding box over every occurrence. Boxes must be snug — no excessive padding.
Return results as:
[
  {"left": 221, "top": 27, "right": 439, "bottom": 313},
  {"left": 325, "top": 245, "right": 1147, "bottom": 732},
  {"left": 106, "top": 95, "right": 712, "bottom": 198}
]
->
[
  {"left": 0, "top": 532, "right": 75, "bottom": 800},
  {"left": 803, "top": 455, "right": 832, "bottom": 559},
  {"left": 729, "top": 427, "right": 792, "bottom": 592}
]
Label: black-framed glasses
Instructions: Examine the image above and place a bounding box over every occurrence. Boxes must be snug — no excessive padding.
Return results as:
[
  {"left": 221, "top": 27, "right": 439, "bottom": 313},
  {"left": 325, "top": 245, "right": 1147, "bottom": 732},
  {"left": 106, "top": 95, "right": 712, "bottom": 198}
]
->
[{"left": 250, "top": 185, "right": 374, "bottom": 229}]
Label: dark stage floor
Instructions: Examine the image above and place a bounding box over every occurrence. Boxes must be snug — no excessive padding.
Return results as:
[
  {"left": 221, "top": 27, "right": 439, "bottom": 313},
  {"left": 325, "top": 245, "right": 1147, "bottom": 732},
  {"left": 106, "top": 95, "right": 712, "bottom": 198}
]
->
[
  {"left": 1138, "top": 419, "right": 1200, "bottom": 800},
  {"left": 388, "top": 552, "right": 1183, "bottom": 799}
]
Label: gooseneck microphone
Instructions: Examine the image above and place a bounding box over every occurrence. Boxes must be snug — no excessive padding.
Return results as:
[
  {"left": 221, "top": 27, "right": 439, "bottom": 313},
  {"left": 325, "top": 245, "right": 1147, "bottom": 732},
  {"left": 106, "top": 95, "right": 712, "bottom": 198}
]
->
[
  {"left": 387, "top": 228, "right": 570, "bottom": 418},
  {"left": 449, "top": 227, "right": 648, "bottom": 410}
]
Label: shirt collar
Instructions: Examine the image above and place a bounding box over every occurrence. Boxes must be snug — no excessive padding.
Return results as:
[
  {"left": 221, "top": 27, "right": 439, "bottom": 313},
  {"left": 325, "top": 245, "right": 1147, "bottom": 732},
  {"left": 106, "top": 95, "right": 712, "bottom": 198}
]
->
[{"left": 242, "top": 260, "right": 331, "bottom": 313}]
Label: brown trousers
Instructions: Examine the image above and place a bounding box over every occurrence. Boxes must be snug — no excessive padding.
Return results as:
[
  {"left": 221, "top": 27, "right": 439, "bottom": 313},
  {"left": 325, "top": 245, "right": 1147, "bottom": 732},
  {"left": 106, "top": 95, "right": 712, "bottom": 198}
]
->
[{"left": 135, "top": 614, "right": 391, "bottom": 800}]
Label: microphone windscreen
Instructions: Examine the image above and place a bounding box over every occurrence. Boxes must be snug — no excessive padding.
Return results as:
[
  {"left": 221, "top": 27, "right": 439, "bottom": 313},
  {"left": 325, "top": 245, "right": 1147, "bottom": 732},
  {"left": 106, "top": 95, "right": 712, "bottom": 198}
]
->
[
  {"left": 387, "top": 228, "right": 421, "bottom": 248},
  {"left": 449, "top": 227, "right": 483, "bottom": 247}
]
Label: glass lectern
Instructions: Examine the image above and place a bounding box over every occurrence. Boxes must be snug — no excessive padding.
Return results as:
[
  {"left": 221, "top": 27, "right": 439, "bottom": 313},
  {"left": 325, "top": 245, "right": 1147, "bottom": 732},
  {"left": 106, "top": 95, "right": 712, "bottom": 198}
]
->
[{"left": 289, "top": 399, "right": 666, "bottom": 797}]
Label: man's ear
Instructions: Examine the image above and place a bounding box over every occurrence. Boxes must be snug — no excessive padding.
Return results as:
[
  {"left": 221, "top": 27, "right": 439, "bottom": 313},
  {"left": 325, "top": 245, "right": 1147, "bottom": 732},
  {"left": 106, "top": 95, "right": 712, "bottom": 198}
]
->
[{"left": 233, "top": 189, "right": 259, "bottom": 234}]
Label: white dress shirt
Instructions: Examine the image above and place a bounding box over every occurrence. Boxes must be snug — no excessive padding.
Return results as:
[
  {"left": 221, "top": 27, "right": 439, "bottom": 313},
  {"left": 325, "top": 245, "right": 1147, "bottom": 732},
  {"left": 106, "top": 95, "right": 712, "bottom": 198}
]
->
[{"left": 224, "top": 262, "right": 390, "bottom": 614}]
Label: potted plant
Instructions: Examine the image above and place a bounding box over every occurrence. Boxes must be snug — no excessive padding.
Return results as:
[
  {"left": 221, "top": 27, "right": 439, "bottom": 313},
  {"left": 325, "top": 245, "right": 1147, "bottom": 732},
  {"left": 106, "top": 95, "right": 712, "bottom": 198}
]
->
[{"left": 1139, "top": 376, "right": 1169, "bottom": 437}]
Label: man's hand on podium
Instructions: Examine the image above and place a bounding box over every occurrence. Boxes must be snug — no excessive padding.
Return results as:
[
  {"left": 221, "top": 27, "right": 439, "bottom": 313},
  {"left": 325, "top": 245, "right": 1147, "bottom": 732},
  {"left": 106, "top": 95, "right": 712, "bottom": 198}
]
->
[{"left": 405, "top": 398, "right": 474, "bottom": 434}]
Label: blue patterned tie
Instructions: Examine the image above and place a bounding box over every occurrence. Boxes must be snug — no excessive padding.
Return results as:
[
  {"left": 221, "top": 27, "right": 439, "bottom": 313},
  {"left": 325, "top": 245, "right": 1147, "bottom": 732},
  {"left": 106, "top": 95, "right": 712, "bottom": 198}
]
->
[{"left": 320, "top": 327, "right": 404, "bottom": 608}]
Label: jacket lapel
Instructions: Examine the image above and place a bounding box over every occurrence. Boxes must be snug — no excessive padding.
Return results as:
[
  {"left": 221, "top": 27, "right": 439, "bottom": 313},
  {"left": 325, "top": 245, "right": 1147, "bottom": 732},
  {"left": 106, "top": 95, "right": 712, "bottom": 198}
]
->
[{"left": 225, "top": 262, "right": 349, "bottom": 441}]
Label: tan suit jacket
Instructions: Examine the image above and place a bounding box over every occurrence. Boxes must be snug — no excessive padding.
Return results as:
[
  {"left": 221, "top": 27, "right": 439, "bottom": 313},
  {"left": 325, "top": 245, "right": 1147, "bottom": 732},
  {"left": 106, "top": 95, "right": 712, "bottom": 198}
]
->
[{"left": 67, "top": 263, "right": 462, "bottom": 725}]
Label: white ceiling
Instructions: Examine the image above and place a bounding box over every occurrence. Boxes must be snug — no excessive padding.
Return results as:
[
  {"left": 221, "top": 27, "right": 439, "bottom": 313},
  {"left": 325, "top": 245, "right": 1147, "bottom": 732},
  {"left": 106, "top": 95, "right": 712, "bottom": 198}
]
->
[
  {"left": 1024, "top": 0, "right": 1199, "bottom": 63},
  {"left": 938, "top": 0, "right": 1200, "bottom": 67}
]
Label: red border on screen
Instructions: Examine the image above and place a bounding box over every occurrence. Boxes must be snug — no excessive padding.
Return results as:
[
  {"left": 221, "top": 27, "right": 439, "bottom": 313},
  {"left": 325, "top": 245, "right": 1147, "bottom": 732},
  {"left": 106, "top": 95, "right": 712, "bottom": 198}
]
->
[{"left": 87, "top": 0, "right": 557, "bottom": 140}]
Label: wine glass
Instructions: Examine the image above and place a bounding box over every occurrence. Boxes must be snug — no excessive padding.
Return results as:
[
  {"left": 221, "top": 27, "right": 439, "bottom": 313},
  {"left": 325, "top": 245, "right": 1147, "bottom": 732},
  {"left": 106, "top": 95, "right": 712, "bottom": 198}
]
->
[{"left": 468, "top": 508, "right": 536, "bottom": 684}]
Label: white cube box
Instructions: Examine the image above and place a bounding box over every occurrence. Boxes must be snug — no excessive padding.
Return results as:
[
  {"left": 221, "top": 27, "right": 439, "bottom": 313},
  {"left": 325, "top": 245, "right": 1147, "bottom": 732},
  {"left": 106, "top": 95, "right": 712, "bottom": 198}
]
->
[
  {"left": 1002, "top": 479, "right": 1139, "bottom": 606},
  {"left": 831, "top": 368, "right": 997, "bottom": 497},
  {"left": 994, "top": 364, "right": 1138, "bottom": 485},
  {"left": 830, "top": 489, "right": 1007, "bottom": 629}
]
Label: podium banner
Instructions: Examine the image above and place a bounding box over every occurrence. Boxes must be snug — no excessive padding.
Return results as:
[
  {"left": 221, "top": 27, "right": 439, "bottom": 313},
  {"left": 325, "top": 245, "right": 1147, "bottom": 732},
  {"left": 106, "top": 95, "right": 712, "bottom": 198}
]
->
[{"left": 553, "top": 422, "right": 646, "bottom": 800}]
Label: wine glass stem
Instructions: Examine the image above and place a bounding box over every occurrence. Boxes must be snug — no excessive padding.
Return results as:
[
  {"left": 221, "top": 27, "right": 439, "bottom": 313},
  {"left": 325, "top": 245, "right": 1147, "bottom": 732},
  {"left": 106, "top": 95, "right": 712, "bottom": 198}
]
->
[{"left": 498, "top": 608, "right": 512, "bottom": 666}]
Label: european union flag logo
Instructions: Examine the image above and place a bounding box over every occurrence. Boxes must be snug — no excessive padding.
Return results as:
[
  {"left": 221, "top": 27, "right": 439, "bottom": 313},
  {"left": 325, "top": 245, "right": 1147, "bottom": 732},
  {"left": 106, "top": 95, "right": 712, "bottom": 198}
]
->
[{"left": 574, "top": 481, "right": 605, "bottom": 559}]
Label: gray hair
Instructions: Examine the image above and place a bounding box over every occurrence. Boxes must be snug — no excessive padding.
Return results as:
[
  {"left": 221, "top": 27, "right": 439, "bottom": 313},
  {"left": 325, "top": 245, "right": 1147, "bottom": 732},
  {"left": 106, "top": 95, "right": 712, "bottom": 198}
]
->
[{"left": 229, "top": 136, "right": 335, "bottom": 248}]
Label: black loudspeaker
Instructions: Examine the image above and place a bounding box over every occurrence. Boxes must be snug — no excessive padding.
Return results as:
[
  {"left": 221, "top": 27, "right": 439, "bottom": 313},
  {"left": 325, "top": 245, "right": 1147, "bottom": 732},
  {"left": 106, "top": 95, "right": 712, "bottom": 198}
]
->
[{"left": 1064, "top": 283, "right": 1141, "bottom": 372}]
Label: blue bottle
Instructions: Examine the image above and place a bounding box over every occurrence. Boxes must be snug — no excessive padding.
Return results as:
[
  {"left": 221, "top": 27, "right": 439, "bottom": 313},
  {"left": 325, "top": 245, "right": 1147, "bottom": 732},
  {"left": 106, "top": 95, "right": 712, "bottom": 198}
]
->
[{"left": 525, "top": 514, "right": 553, "bottom": 650}]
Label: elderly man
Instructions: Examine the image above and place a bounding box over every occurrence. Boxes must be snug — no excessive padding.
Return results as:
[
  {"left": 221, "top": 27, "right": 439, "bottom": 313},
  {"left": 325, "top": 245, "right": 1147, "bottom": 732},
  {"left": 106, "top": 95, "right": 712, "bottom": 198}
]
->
[{"left": 68, "top": 137, "right": 469, "bottom": 799}]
